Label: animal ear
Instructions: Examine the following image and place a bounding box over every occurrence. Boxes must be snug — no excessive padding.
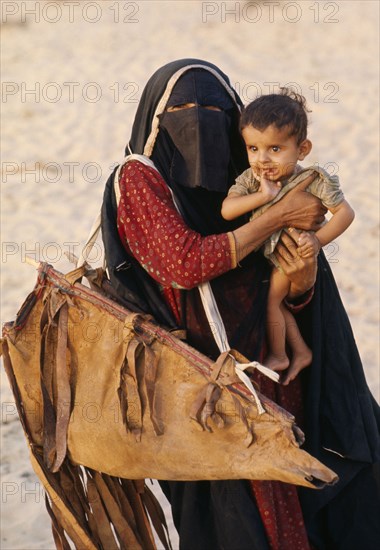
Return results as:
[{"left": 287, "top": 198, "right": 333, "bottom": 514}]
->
[{"left": 298, "top": 139, "right": 312, "bottom": 160}]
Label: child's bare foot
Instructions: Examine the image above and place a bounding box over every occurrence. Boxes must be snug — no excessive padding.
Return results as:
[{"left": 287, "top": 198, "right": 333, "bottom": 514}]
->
[
  {"left": 265, "top": 354, "right": 290, "bottom": 372},
  {"left": 281, "top": 349, "right": 312, "bottom": 385}
]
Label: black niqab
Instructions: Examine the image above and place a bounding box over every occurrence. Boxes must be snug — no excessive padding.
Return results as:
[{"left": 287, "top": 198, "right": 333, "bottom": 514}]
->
[{"left": 127, "top": 59, "right": 248, "bottom": 235}]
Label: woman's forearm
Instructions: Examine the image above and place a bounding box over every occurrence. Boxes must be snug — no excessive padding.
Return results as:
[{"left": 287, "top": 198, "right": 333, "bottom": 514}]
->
[{"left": 233, "top": 203, "right": 286, "bottom": 262}]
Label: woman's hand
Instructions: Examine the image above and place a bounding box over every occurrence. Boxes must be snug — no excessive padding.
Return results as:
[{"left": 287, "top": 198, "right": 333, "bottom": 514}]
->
[
  {"left": 273, "top": 228, "right": 318, "bottom": 298},
  {"left": 278, "top": 174, "right": 327, "bottom": 231}
]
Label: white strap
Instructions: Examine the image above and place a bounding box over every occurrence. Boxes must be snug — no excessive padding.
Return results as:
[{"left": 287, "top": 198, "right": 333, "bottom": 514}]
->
[
  {"left": 198, "top": 282, "right": 279, "bottom": 415},
  {"left": 234, "top": 361, "right": 278, "bottom": 415},
  {"left": 197, "top": 287, "right": 280, "bottom": 384},
  {"left": 76, "top": 211, "right": 102, "bottom": 267},
  {"left": 198, "top": 283, "right": 230, "bottom": 353}
]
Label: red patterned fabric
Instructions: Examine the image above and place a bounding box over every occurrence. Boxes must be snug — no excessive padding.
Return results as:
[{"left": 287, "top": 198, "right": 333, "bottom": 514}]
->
[
  {"left": 250, "top": 374, "right": 310, "bottom": 549},
  {"left": 117, "top": 160, "right": 311, "bottom": 549},
  {"left": 117, "top": 161, "right": 235, "bottom": 323},
  {"left": 250, "top": 479, "right": 310, "bottom": 550}
]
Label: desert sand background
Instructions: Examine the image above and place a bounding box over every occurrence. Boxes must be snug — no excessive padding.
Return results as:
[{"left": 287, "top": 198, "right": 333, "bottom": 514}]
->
[{"left": 1, "top": 1, "right": 379, "bottom": 548}]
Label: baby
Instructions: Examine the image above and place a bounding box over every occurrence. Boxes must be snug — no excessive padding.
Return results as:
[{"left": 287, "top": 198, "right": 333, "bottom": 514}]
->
[{"left": 222, "top": 88, "right": 355, "bottom": 385}]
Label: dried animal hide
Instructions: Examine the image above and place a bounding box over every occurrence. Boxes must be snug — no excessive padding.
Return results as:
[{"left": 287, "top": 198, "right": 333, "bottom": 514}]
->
[{"left": 1, "top": 263, "right": 338, "bottom": 548}]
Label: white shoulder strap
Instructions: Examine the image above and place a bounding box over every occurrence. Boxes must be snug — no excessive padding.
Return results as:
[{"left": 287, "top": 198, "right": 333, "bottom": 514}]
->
[
  {"left": 197, "top": 282, "right": 279, "bottom": 415},
  {"left": 76, "top": 211, "right": 102, "bottom": 268}
]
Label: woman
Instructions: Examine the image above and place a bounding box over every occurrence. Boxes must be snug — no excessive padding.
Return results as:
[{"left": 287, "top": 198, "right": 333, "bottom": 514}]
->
[{"left": 101, "top": 59, "right": 380, "bottom": 549}]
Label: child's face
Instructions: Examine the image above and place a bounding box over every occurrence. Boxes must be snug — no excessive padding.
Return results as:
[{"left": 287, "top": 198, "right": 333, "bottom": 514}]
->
[{"left": 241, "top": 124, "right": 312, "bottom": 181}]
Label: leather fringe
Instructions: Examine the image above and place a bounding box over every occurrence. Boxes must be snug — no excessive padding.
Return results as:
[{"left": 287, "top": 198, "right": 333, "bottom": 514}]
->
[{"left": 1, "top": 272, "right": 172, "bottom": 550}]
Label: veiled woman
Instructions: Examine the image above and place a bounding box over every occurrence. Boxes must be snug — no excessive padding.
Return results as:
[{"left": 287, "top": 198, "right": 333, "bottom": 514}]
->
[{"left": 101, "top": 59, "right": 380, "bottom": 550}]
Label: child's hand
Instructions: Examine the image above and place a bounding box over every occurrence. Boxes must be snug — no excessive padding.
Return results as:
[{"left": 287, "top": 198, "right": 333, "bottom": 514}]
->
[
  {"left": 297, "top": 231, "right": 321, "bottom": 258},
  {"left": 257, "top": 173, "right": 282, "bottom": 202}
]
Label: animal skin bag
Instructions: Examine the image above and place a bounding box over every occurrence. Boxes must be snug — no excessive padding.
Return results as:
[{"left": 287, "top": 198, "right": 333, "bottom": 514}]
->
[{"left": 1, "top": 258, "right": 337, "bottom": 549}]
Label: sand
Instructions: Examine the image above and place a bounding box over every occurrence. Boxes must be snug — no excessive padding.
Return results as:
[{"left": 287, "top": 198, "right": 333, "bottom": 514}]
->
[{"left": 1, "top": 1, "right": 379, "bottom": 547}]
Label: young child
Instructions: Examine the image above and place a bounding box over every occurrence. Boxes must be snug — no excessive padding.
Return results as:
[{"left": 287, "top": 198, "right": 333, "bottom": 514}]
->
[{"left": 222, "top": 88, "right": 355, "bottom": 385}]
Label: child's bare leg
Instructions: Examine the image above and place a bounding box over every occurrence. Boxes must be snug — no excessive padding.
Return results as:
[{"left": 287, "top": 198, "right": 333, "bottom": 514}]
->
[
  {"left": 265, "top": 269, "right": 291, "bottom": 372},
  {"left": 280, "top": 304, "right": 312, "bottom": 385}
]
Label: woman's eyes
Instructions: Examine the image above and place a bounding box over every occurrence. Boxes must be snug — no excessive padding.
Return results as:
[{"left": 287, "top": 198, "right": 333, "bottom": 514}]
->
[
  {"left": 167, "top": 103, "right": 196, "bottom": 111},
  {"left": 167, "top": 103, "right": 221, "bottom": 112}
]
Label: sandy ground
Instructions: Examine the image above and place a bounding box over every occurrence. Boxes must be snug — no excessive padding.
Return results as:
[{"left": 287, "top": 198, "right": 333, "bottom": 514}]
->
[{"left": 1, "top": 1, "right": 379, "bottom": 548}]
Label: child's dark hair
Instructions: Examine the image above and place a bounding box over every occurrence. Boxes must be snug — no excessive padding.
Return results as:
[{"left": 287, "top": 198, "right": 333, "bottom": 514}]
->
[{"left": 240, "top": 88, "right": 311, "bottom": 144}]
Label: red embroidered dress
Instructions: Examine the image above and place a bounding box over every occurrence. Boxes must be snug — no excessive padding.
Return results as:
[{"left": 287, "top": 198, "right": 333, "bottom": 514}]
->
[
  {"left": 117, "top": 161, "right": 237, "bottom": 324},
  {"left": 117, "top": 160, "right": 311, "bottom": 550}
]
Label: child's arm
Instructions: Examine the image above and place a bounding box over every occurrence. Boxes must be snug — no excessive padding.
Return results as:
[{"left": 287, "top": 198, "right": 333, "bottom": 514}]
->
[
  {"left": 298, "top": 199, "right": 355, "bottom": 256},
  {"left": 315, "top": 199, "right": 355, "bottom": 246},
  {"left": 221, "top": 176, "right": 281, "bottom": 221}
]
